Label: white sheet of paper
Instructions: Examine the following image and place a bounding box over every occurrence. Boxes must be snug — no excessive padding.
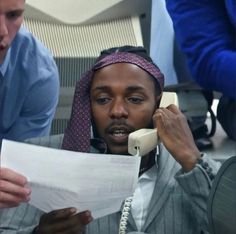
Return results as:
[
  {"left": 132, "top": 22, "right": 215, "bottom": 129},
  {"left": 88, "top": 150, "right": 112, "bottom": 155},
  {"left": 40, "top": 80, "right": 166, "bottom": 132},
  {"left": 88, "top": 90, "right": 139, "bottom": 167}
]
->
[{"left": 1, "top": 139, "right": 141, "bottom": 219}]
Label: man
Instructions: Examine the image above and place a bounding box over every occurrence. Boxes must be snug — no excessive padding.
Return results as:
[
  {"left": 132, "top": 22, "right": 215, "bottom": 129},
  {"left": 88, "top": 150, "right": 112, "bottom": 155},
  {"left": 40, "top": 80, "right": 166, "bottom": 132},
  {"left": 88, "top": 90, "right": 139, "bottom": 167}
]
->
[
  {"left": 0, "top": 46, "right": 220, "bottom": 233},
  {"left": 166, "top": 0, "right": 236, "bottom": 140},
  {"left": 0, "top": 0, "right": 59, "bottom": 208}
]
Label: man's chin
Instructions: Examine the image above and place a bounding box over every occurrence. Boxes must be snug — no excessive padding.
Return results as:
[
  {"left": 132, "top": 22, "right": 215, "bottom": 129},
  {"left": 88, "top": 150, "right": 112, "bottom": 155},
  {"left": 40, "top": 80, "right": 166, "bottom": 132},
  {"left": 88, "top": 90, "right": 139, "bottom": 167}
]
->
[
  {"left": 0, "top": 48, "right": 8, "bottom": 64},
  {"left": 108, "top": 145, "right": 129, "bottom": 155}
]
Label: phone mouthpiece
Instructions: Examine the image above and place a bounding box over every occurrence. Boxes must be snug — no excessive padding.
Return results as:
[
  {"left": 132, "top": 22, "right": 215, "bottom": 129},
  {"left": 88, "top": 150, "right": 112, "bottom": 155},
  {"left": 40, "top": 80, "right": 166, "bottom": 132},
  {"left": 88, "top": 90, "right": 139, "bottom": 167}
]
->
[{"left": 128, "top": 129, "right": 158, "bottom": 156}]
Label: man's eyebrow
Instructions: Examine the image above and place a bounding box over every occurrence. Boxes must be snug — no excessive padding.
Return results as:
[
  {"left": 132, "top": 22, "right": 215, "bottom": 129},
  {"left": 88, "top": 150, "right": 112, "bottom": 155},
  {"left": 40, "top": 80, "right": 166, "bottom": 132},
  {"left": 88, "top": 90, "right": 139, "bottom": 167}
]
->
[
  {"left": 91, "top": 86, "right": 111, "bottom": 92},
  {"left": 126, "top": 85, "right": 146, "bottom": 92},
  {"left": 6, "top": 9, "right": 25, "bottom": 14}
]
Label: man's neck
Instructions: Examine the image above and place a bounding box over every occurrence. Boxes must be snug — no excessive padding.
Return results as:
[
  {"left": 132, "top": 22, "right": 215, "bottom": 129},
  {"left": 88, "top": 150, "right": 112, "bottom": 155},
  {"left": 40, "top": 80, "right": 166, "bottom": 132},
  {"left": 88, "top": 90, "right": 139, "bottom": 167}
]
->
[{"left": 139, "top": 150, "right": 156, "bottom": 176}]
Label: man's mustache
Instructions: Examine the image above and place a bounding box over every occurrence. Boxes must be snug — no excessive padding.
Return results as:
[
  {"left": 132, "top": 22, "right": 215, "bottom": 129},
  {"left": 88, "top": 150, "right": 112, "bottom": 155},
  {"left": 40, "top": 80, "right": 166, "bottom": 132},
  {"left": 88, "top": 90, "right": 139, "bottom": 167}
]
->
[{"left": 105, "top": 120, "right": 135, "bottom": 134}]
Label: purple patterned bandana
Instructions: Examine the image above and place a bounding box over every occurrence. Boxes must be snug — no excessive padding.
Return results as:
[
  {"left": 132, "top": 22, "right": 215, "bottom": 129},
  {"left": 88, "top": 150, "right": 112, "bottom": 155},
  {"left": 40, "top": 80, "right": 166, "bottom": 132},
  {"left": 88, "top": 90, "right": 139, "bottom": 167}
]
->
[{"left": 62, "top": 52, "right": 164, "bottom": 152}]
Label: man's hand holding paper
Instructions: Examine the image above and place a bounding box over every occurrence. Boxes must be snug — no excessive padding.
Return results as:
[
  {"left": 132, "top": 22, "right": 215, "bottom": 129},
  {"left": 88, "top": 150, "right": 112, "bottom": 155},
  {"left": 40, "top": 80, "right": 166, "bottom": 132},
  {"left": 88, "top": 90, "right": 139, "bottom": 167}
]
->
[{"left": 1, "top": 139, "right": 141, "bottom": 219}]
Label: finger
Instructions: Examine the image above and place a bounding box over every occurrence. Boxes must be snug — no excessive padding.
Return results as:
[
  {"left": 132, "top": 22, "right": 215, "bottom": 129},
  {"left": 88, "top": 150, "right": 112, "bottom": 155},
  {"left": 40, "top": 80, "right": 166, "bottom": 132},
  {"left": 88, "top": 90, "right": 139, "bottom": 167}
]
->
[
  {"left": 0, "top": 168, "right": 27, "bottom": 186},
  {"left": 0, "top": 190, "right": 30, "bottom": 207},
  {"left": 0, "top": 199, "right": 20, "bottom": 209},
  {"left": 158, "top": 106, "right": 177, "bottom": 116},
  {"left": 153, "top": 108, "right": 177, "bottom": 134},
  {"left": 56, "top": 211, "right": 93, "bottom": 234},
  {"left": 56, "top": 210, "right": 93, "bottom": 229},
  {"left": 39, "top": 209, "right": 91, "bottom": 234},
  {"left": 38, "top": 208, "right": 77, "bottom": 233},
  {"left": 0, "top": 179, "right": 31, "bottom": 196},
  {"left": 166, "top": 104, "right": 182, "bottom": 115},
  {"left": 153, "top": 107, "right": 172, "bottom": 125},
  {"left": 0, "top": 202, "right": 19, "bottom": 209},
  {"left": 153, "top": 108, "right": 164, "bottom": 129},
  {"left": 155, "top": 108, "right": 174, "bottom": 120},
  {"left": 42, "top": 207, "right": 77, "bottom": 223},
  {"left": 76, "top": 210, "right": 93, "bottom": 225}
]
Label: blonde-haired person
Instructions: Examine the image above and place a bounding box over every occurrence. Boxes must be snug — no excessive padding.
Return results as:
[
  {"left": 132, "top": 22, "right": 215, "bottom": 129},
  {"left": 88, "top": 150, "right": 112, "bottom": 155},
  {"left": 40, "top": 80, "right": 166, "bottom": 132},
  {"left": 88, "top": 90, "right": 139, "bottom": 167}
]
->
[{"left": 0, "top": 0, "right": 59, "bottom": 208}]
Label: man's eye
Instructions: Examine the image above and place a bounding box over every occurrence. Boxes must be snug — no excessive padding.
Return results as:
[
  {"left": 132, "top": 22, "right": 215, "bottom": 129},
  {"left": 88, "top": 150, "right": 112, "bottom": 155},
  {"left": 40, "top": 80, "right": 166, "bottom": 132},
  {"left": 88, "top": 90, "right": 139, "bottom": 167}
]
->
[
  {"left": 6, "top": 11, "right": 22, "bottom": 20},
  {"left": 128, "top": 97, "right": 143, "bottom": 104},
  {"left": 96, "top": 97, "right": 110, "bottom": 105}
]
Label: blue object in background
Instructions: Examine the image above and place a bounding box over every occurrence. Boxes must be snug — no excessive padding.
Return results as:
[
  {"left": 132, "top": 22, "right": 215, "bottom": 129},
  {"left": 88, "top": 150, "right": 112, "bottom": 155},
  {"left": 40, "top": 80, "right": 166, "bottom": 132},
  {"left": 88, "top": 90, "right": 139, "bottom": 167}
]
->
[{"left": 150, "top": 0, "right": 177, "bottom": 86}]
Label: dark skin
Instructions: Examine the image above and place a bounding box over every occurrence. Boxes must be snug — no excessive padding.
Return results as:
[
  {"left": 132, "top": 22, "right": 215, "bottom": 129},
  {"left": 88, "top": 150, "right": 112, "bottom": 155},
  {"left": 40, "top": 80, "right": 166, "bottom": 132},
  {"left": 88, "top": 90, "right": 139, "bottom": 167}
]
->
[
  {"left": 90, "top": 63, "right": 160, "bottom": 171},
  {"left": 34, "top": 208, "right": 92, "bottom": 234},
  {"left": 153, "top": 105, "right": 201, "bottom": 171},
  {"left": 34, "top": 63, "right": 201, "bottom": 233}
]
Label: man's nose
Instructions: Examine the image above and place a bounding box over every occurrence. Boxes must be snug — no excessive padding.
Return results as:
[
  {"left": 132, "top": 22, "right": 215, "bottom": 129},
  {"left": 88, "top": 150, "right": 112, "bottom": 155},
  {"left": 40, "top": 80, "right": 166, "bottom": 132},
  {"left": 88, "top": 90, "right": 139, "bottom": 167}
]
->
[
  {"left": 110, "top": 99, "right": 128, "bottom": 119},
  {"left": 0, "top": 16, "right": 8, "bottom": 38}
]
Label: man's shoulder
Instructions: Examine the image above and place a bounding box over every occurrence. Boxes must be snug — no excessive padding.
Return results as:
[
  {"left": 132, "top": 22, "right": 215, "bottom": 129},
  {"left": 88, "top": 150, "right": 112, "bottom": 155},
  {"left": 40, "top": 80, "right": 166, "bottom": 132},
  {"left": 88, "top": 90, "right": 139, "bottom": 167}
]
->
[
  {"left": 14, "top": 27, "right": 42, "bottom": 49},
  {"left": 10, "top": 27, "right": 58, "bottom": 83},
  {"left": 13, "top": 27, "right": 54, "bottom": 62}
]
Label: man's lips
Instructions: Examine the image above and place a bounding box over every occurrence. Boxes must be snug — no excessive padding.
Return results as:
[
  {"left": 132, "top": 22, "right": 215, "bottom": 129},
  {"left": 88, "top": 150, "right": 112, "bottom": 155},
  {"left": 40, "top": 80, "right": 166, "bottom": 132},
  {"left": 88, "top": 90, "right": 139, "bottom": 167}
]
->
[
  {"left": 0, "top": 44, "right": 6, "bottom": 50},
  {"left": 106, "top": 126, "right": 134, "bottom": 143}
]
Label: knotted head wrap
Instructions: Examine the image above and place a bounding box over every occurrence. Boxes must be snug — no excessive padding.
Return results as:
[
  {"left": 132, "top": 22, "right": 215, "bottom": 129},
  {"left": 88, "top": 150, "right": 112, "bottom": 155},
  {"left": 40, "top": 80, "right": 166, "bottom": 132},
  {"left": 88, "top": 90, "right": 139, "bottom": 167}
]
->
[{"left": 62, "top": 46, "right": 164, "bottom": 152}]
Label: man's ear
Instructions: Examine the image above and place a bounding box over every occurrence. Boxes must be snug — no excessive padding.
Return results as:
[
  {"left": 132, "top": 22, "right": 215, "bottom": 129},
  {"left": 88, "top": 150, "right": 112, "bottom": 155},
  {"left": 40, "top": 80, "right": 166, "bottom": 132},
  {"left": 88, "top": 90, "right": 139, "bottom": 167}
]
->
[{"left": 156, "top": 93, "right": 163, "bottom": 108}]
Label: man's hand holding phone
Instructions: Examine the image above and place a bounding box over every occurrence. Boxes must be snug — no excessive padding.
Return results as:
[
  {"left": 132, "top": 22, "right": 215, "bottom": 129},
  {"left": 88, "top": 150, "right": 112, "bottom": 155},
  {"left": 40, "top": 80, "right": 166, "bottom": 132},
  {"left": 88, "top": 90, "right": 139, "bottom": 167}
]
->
[{"left": 153, "top": 104, "right": 201, "bottom": 172}]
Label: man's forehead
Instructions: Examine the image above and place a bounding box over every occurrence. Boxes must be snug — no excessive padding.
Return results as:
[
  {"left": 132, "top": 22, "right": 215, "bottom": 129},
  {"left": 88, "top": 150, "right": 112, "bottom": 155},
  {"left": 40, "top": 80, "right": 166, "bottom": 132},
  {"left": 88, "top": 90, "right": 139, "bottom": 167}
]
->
[
  {"left": 93, "top": 63, "right": 154, "bottom": 80},
  {"left": 0, "top": 0, "right": 25, "bottom": 12},
  {"left": 93, "top": 63, "right": 151, "bottom": 83},
  {"left": 92, "top": 52, "right": 164, "bottom": 92},
  {"left": 90, "top": 70, "right": 155, "bottom": 95},
  {"left": 94, "top": 62, "right": 145, "bottom": 72}
]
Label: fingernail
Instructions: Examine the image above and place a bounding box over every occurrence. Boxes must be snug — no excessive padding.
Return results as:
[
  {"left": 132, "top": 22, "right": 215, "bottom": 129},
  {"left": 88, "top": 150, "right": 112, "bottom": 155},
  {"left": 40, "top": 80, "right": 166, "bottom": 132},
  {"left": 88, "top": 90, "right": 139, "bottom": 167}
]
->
[
  {"left": 25, "top": 188, "right": 31, "bottom": 194},
  {"left": 85, "top": 210, "right": 92, "bottom": 218},
  {"left": 86, "top": 211, "right": 93, "bottom": 222},
  {"left": 70, "top": 207, "right": 77, "bottom": 214}
]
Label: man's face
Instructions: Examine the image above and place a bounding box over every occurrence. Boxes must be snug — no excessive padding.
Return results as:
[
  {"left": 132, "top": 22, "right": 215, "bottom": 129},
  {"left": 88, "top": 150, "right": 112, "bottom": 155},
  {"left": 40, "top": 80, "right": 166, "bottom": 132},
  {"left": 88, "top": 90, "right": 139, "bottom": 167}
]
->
[
  {"left": 90, "top": 62, "right": 160, "bottom": 155},
  {"left": 0, "top": 0, "right": 25, "bottom": 63}
]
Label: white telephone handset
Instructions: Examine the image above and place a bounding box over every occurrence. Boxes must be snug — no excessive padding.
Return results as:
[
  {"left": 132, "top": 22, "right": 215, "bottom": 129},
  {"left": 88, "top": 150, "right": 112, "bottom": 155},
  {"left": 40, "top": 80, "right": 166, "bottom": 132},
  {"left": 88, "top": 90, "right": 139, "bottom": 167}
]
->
[{"left": 128, "top": 92, "right": 179, "bottom": 156}]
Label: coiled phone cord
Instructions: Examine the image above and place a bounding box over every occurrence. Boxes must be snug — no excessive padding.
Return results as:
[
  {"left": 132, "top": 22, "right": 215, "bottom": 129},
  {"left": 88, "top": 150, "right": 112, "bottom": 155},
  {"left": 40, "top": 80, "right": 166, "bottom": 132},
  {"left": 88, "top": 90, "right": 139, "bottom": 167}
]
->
[
  {"left": 119, "top": 148, "right": 140, "bottom": 234},
  {"left": 118, "top": 196, "right": 133, "bottom": 234}
]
